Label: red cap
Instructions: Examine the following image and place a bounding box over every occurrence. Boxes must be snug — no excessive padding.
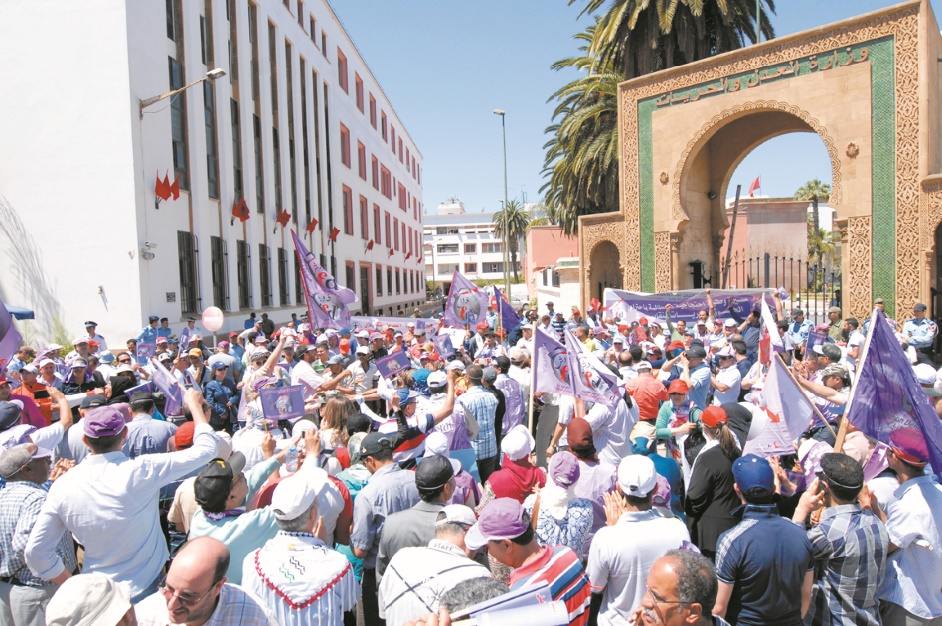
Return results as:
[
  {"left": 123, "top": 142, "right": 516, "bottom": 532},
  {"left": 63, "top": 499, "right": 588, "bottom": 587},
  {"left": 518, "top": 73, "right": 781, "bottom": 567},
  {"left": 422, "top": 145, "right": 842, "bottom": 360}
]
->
[
  {"left": 700, "top": 406, "right": 728, "bottom": 429},
  {"left": 667, "top": 380, "right": 689, "bottom": 395}
]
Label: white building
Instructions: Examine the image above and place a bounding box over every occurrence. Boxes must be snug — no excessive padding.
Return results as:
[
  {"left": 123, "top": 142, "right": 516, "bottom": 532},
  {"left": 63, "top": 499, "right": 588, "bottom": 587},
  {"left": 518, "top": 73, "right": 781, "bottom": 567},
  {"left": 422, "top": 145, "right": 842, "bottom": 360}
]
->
[
  {"left": 423, "top": 199, "right": 519, "bottom": 292},
  {"left": 0, "top": 0, "right": 424, "bottom": 344}
]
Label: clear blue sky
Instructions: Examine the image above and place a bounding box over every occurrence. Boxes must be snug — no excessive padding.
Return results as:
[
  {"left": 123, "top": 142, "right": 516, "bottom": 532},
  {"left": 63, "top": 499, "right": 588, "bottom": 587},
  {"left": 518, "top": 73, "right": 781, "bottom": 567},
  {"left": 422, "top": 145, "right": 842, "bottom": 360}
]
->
[{"left": 331, "top": 0, "right": 939, "bottom": 213}]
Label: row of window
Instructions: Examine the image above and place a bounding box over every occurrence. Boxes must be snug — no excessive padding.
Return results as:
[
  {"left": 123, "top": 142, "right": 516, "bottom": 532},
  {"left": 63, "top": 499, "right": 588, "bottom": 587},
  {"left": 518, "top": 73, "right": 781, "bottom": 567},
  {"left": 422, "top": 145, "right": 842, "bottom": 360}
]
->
[{"left": 177, "top": 231, "right": 424, "bottom": 314}]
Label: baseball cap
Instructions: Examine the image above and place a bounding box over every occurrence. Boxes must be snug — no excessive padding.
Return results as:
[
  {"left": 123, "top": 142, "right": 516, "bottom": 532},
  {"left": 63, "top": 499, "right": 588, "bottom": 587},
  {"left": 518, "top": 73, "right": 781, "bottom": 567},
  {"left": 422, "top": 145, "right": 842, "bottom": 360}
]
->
[
  {"left": 0, "top": 443, "right": 53, "bottom": 479},
  {"left": 435, "top": 504, "right": 477, "bottom": 527},
  {"left": 465, "top": 498, "right": 531, "bottom": 550},
  {"left": 427, "top": 371, "right": 447, "bottom": 388},
  {"left": 0, "top": 401, "right": 22, "bottom": 430},
  {"left": 194, "top": 452, "right": 247, "bottom": 512},
  {"left": 360, "top": 432, "right": 394, "bottom": 457},
  {"left": 44, "top": 572, "right": 133, "bottom": 626},
  {"left": 549, "top": 452, "right": 580, "bottom": 488},
  {"left": 82, "top": 406, "right": 127, "bottom": 438},
  {"left": 174, "top": 421, "right": 195, "bottom": 449},
  {"left": 732, "top": 454, "right": 775, "bottom": 496},
  {"left": 700, "top": 406, "right": 728, "bottom": 429},
  {"left": 416, "top": 454, "right": 455, "bottom": 491},
  {"left": 616, "top": 455, "right": 658, "bottom": 497},
  {"left": 271, "top": 474, "right": 322, "bottom": 520},
  {"left": 211, "top": 361, "right": 228, "bottom": 371},
  {"left": 79, "top": 394, "right": 108, "bottom": 410}
]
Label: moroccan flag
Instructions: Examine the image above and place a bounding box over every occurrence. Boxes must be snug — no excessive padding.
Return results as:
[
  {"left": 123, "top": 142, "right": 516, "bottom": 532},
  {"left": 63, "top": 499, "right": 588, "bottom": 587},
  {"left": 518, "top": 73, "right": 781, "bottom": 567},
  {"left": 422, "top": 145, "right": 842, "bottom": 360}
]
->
[
  {"left": 155, "top": 172, "right": 171, "bottom": 201},
  {"left": 329, "top": 227, "right": 340, "bottom": 242},
  {"left": 533, "top": 328, "right": 572, "bottom": 395},
  {"left": 491, "top": 285, "right": 520, "bottom": 333},
  {"left": 845, "top": 308, "right": 942, "bottom": 477},
  {"left": 443, "top": 270, "right": 488, "bottom": 329},
  {"left": 743, "top": 354, "right": 815, "bottom": 457},
  {"left": 306, "top": 218, "right": 319, "bottom": 233},
  {"left": 290, "top": 230, "right": 356, "bottom": 330},
  {"left": 150, "top": 357, "right": 184, "bottom": 416},
  {"left": 0, "top": 297, "right": 23, "bottom": 376},
  {"left": 564, "top": 326, "right": 622, "bottom": 408},
  {"left": 748, "top": 176, "right": 761, "bottom": 197}
]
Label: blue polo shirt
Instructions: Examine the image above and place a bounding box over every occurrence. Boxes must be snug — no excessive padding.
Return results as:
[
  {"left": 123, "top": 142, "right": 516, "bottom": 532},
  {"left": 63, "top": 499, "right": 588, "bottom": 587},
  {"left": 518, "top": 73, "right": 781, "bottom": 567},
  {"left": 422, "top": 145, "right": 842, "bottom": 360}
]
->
[{"left": 715, "top": 503, "right": 814, "bottom": 626}]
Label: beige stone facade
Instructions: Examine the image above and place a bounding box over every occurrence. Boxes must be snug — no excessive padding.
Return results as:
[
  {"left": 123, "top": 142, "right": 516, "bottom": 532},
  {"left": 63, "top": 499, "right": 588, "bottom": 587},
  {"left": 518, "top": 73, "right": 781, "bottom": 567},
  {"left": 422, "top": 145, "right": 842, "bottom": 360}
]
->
[{"left": 579, "top": 0, "right": 942, "bottom": 321}]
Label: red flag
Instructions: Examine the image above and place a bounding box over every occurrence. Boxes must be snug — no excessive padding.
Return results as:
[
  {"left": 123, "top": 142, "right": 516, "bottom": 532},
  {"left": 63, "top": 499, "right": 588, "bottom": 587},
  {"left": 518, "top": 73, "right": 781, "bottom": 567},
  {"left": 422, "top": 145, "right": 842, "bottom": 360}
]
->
[
  {"left": 329, "top": 227, "right": 340, "bottom": 242},
  {"left": 169, "top": 175, "right": 181, "bottom": 200},
  {"left": 155, "top": 172, "right": 171, "bottom": 201},
  {"left": 388, "top": 248, "right": 394, "bottom": 258},
  {"left": 748, "top": 176, "right": 760, "bottom": 197},
  {"left": 305, "top": 218, "right": 319, "bottom": 233},
  {"left": 366, "top": 239, "right": 374, "bottom": 251}
]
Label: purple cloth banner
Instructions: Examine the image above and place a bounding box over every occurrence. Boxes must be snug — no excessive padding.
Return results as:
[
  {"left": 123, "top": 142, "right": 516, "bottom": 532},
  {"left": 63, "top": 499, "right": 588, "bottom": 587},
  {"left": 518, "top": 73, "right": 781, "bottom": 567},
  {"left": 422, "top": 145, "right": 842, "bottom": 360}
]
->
[
  {"left": 259, "top": 385, "right": 305, "bottom": 421},
  {"left": 490, "top": 286, "right": 521, "bottom": 333},
  {"left": 0, "top": 298, "right": 23, "bottom": 376},
  {"left": 375, "top": 350, "right": 412, "bottom": 379},
  {"left": 845, "top": 308, "right": 942, "bottom": 478},
  {"left": 604, "top": 288, "right": 769, "bottom": 324},
  {"left": 291, "top": 230, "right": 354, "bottom": 330},
  {"left": 533, "top": 328, "right": 572, "bottom": 395},
  {"left": 150, "top": 358, "right": 184, "bottom": 416},
  {"left": 431, "top": 333, "right": 456, "bottom": 358},
  {"left": 564, "top": 327, "right": 622, "bottom": 407},
  {"left": 443, "top": 271, "right": 488, "bottom": 329}
]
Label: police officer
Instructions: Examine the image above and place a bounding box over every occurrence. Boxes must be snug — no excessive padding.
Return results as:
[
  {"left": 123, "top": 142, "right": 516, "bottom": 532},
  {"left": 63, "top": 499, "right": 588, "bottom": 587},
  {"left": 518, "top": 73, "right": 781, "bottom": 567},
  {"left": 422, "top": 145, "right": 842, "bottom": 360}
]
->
[
  {"left": 903, "top": 302, "right": 937, "bottom": 358},
  {"left": 786, "top": 308, "right": 813, "bottom": 357}
]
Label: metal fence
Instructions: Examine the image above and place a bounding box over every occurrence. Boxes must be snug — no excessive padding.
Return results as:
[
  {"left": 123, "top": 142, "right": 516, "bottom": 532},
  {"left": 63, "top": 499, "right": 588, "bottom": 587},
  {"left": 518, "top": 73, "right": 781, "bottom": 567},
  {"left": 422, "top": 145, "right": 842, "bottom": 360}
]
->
[{"left": 724, "top": 251, "right": 842, "bottom": 326}]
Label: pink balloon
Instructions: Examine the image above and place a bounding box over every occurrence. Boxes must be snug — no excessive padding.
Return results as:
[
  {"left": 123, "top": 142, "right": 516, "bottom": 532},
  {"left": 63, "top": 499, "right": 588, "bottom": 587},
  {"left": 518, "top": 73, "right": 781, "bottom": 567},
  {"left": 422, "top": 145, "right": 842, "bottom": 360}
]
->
[{"left": 202, "top": 306, "right": 225, "bottom": 332}]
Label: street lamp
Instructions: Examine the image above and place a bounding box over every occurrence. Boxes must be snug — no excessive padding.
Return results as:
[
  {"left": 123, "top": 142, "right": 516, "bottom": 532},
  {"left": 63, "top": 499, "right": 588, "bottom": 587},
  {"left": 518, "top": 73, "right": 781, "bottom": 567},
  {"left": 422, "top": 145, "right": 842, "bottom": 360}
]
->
[
  {"left": 139, "top": 68, "right": 226, "bottom": 118},
  {"left": 493, "top": 109, "right": 510, "bottom": 294}
]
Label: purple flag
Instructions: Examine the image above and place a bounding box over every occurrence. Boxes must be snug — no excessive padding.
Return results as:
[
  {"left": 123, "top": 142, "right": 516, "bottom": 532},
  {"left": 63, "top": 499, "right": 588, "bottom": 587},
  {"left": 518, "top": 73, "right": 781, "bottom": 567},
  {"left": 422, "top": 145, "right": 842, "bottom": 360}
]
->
[
  {"left": 291, "top": 230, "right": 353, "bottom": 330},
  {"left": 564, "top": 327, "right": 623, "bottom": 407},
  {"left": 443, "top": 271, "right": 488, "bottom": 329},
  {"left": 0, "top": 298, "right": 23, "bottom": 376},
  {"left": 845, "top": 308, "right": 942, "bottom": 478},
  {"left": 150, "top": 358, "right": 184, "bottom": 416},
  {"left": 490, "top": 286, "right": 521, "bottom": 334},
  {"left": 533, "top": 328, "right": 572, "bottom": 395},
  {"left": 431, "top": 333, "right": 456, "bottom": 358},
  {"left": 375, "top": 350, "right": 412, "bottom": 379},
  {"left": 259, "top": 385, "right": 305, "bottom": 421}
]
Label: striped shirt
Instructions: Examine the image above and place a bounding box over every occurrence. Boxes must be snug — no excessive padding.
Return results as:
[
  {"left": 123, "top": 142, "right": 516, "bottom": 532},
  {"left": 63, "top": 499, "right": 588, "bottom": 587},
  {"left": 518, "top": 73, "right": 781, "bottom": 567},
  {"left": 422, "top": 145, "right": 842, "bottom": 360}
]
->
[
  {"left": 802, "top": 503, "right": 888, "bottom": 626},
  {"left": 458, "top": 386, "right": 498, "bottom": 460},
  {"left": 509, "top": 545, "right": 591, "bottom": 626}
]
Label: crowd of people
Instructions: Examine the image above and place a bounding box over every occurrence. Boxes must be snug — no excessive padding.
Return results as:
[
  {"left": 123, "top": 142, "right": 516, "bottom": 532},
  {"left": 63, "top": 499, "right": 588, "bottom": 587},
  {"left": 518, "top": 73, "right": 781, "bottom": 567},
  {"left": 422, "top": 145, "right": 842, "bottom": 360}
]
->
[{"left": 0, "top": 291, "right": 940, "bottom": 626}]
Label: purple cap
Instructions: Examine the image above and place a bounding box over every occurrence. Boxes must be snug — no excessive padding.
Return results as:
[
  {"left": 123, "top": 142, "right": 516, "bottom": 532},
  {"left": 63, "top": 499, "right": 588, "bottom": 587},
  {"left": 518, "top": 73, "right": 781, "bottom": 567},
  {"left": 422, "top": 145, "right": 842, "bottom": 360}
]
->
[
  {"left": 465, "top": 498, "right": 530, "bottom": 550},
  {"left": 549, "top": 452, "right": 580, "bottom": 488},
  {"left": 82, "top": 406, "right": 127, "bottom": 439}
]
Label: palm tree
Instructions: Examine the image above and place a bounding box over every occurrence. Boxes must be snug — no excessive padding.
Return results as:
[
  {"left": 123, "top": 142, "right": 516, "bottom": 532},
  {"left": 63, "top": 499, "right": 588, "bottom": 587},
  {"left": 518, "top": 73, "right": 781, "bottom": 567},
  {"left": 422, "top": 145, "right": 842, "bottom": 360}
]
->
[
  {"left": 794, "top": 179, "right": 830, "bottom": 234},
  {"left": 541, "top": 24, "right": 623, "bottom": 235},
  {"left": 494, "top": 199, "right": 531, "bottom": 282},
  {"left": 573, "top": 0, "right": 776, "bottom": 79}
]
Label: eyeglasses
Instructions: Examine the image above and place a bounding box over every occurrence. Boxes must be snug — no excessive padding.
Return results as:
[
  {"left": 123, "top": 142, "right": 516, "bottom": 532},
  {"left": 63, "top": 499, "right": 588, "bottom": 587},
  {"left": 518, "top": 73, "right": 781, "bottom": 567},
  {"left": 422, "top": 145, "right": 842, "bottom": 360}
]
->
[{"left": 158, "top": 578, "right": 221, "bottom": 607}]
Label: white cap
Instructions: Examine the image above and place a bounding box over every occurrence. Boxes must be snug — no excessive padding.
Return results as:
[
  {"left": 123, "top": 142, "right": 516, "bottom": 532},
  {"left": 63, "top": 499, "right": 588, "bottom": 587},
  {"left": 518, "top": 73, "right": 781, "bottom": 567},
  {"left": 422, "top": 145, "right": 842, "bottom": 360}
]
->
[
  {"left": 616, "top": 455, "right": 658, "bottom": 497},
  {"left": 435, "top": 504, "right": 477, "bottom": 527},
  {"left": 500, "top": 424, "right": 535, "bottom": 461},
  {"left": 44, "top": 572, "right": 133, "bottom": 626},
  {"left": 271, "top": 473, "right": 321, "bottom": 521}
]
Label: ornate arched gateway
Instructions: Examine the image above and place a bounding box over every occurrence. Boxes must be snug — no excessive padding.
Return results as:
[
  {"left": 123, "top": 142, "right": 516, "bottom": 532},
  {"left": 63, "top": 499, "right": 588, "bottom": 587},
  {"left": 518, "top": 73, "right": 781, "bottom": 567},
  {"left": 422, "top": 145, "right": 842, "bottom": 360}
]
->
[{"left": 580, "top": 0, "right": 942, "bottom": 320}]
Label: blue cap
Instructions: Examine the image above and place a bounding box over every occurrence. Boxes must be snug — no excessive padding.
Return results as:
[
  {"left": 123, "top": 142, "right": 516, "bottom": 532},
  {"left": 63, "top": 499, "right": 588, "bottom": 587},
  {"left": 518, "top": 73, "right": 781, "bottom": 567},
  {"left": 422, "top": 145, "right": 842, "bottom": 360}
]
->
[{"left": 732, "top": 454, "right": 775, "bottom": 495}]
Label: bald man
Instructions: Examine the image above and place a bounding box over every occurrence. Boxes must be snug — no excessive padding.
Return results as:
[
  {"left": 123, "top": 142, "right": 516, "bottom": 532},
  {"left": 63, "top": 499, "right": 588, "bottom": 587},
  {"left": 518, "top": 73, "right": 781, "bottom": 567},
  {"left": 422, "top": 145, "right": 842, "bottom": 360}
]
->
[{"left": 134, "top": 537, "right": 276, "bottom": 626}]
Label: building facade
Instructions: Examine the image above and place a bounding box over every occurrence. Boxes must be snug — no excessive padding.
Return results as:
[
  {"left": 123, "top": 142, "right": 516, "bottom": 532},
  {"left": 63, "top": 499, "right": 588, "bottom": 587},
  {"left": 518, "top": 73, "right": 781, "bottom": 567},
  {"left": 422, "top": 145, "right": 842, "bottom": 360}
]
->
[
  {"left": 0, "top": 0, "right": 424, "bottom": 343},
  {"left": 423, "top": 199, "right": 515, "bottom": 292}
]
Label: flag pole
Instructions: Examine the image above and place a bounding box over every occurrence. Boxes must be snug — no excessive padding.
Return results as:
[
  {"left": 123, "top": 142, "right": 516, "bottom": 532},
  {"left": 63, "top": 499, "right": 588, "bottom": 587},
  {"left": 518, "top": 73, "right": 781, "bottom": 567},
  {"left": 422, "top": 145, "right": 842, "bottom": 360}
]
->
[
  {"left": 776, "top": 352, "right": 837, "bottom": 440},
  {"left": 832, "top": 307, "right": 880, "bottom": 453}
]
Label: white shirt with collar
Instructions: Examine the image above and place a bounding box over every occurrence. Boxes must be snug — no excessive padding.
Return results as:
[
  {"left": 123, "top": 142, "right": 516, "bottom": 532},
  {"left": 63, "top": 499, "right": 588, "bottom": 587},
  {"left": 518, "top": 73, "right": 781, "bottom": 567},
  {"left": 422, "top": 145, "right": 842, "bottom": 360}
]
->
[{"left": 25, "top": 424, "right": 219, "bottom": 597}]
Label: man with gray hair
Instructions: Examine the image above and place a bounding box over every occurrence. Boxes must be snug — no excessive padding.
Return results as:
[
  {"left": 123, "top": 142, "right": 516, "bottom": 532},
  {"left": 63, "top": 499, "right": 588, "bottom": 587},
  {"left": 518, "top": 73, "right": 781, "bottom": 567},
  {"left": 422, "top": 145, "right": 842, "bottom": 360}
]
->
[
  {"left": 629, "top": 549, "right": 732, "bottom": 626},
  {"left": 242, "top": 473, "right": 360, "bottom": 625},
  {"left": 380, "top": 504, "right": 493, "bottom": 625}
]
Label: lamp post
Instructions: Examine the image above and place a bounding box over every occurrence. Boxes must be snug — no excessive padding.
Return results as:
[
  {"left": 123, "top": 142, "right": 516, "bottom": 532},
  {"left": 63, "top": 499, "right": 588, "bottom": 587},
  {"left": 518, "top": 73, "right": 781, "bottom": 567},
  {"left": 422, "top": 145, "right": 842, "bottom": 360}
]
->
[
  {"left": 139, "top": 68, "right": 226, "bottom": 118},
  {"left": 493, "top": 109, "right": 510, "bottom": 294}
]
